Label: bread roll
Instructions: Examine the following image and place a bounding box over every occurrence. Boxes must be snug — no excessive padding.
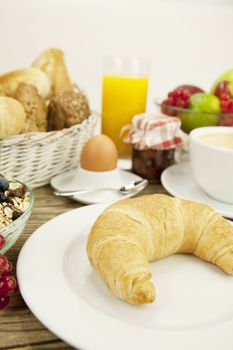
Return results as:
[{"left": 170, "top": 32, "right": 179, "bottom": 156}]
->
[
  {"left": 47, "top": 91, "right": 90, "bottom": 130},
  {"left": 32, "top": 48, "right": 73, "bottom": 95},
  {"left": 0, "top": 96, "right": 26, "bottom": 139},
  {"left": 0, "top": 67, "right": 51, "bottom": 99},
  {"left": 87, "top": 194, "right": 233, "bottom": 304},
  {"left": 15, "top": 83, "right": 47, "bottom": 133}
]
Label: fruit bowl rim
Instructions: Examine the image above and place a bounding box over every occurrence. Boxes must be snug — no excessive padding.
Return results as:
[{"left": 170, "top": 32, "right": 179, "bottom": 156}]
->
[{"left": 154, "top": 98, "right": 233, "bottom": 116}]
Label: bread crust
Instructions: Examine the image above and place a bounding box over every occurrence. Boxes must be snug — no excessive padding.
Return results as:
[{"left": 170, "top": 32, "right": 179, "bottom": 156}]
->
[
  {"left": 0, "top": 67, "right": 51, "bottom": 99},
  {"left": 15, "top": 83, "right": 47, "bottom": 133},
  {"left": 0, "top": 96, "right": 26, "bottom": 139},
  {"left": 47, "top": 91, "right": 90, "bottom": 130},
  {"left": 32, "top": 48, "right": 73, "bottom": 95}
]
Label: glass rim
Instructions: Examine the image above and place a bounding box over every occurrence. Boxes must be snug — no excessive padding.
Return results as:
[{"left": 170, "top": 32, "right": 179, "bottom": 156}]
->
[{"left": 103, "top": 55, "right": 151, "bottom": 77}]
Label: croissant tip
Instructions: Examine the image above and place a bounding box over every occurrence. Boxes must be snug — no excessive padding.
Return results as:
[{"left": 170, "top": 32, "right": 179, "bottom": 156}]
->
[{"left": 131, "top": 282, "right": 156, "bottom": 304}]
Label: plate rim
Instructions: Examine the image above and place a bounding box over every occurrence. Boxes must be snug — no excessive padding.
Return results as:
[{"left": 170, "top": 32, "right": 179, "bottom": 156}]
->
[
  {"left": 50, "top": 168, "right": 144, "bottom": 204},
  {"left": 161, "top": 161, "right": 233, "bottom": 219}
]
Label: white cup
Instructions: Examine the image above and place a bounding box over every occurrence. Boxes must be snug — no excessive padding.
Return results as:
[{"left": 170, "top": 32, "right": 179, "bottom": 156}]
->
[{"left": 189, "top": 126, "right": 233, "bottom": 204}]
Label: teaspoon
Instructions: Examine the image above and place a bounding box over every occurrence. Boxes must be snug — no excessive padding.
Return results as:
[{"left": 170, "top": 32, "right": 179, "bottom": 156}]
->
[{"left": 53, "top": 179, "right": 148, "bottom": 197}]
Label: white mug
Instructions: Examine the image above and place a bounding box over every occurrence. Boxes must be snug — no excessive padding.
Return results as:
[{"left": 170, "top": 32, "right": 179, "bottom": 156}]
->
[{"left": 189, "top": 126, "right": 233, "bottom": 204}]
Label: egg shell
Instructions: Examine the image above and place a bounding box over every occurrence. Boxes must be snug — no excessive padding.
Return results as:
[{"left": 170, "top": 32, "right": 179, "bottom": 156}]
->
[{"left": 80, "top": 134, "right": 118, "bottom": 172}]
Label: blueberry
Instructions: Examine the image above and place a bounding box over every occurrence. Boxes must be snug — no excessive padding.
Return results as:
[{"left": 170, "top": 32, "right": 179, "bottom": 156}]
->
[
  {"left": 0, "top": 192, "right": 6, "bottom": 203},
  {"left": 0, "top": 176, "right": 9, "bottom": 192}
]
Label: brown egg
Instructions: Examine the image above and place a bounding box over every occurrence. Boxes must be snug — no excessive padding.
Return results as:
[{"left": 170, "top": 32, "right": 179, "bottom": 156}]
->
[{"left": 80, "top": 134, "right": 118, "bottom": 171}]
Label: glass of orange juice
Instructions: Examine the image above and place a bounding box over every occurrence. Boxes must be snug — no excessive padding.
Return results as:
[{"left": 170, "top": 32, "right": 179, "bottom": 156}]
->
[{"left": 102, "top": 56, "right": 150, "bottom": 157}]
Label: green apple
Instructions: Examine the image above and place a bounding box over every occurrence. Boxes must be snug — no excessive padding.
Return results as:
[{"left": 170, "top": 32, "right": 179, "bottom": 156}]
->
[
  {"left": 211, "top": 69, "right": 233, "bottom": 95},
  {"left": 178, "top": 93, "right": 220, "bottom": 133}
]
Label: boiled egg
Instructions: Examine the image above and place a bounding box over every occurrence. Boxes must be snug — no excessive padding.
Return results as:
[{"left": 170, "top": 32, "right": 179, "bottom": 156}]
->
[{"left": 80, "top": 134, "right": 118, "bottom": 172}]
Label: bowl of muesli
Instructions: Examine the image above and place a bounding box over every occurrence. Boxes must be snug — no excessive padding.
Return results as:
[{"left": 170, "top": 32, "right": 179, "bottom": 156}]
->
[{"left": 0, "top": 174, "right": 34, "bottom": 254}]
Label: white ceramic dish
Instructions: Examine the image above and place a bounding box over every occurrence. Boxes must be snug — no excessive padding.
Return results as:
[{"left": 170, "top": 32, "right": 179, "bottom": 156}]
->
[
  {"left": 161, "top": 162, "right": 233, "bottom": 219},
  {"left": 50, "top": 167, "right": 143, "bottom": 204},
  {"left": 189, "top": 126, "right": 233, "bottom": 204},
  {"left": 17, "top": 204, "right": 233, "bottom": 350}
]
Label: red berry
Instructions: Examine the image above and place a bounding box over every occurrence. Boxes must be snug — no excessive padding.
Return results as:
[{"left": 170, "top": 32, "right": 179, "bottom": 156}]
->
[
  {"left": 228, "top": 100, "right": 233, "bottom": 112},
  {"left": 214, "top": 81, "right": 231, "bottom": 99},
  {"left": 219, "top": 92, "right": 230, "bottom": 101},
  {"left": 4, "top": 276, "right": 17, "bottom": 292},
  {"left": 0, "top": 295, "right": 9, "bottom": 309},
  {"left": 0, "top": 235, "right": 5, "bottom": 249},
  {"left": 0, "top": 277, "right": 10, "bottom": 296},
  {"left": 174, "top": 85, "right": 204, "bottom": 95},
  {"left": 1, "top": 271, "right": 11, "bottom": 278},
  {"left": 0, "top": 255, "right": 7, "bottom": 271},
  {"left": 220, "top": 97, "right": 233, "bottom": 113},
  {"left": 3, "top": 261, "right": 12, "bottom": 273},
  {"left": 161, "top": 85, "right": 204, "bottom": 116}
]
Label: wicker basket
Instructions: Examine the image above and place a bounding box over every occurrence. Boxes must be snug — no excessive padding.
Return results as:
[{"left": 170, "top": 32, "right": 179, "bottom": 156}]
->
[{"left": 0, "top": 111, "right": 99, "bottom": 188}]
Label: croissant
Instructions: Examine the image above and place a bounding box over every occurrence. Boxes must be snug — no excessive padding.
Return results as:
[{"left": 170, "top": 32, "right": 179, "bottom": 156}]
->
[{"left": 86, "top": 194, "right": 233, "bottom": 305}]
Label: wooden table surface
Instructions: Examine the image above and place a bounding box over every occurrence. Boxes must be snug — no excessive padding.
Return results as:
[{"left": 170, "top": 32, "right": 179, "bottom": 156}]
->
[{"left": 0, "top": 183, "right": 168, "bottom": 350}]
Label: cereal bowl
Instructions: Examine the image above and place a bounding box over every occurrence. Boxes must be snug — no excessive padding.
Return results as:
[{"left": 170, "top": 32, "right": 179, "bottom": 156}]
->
[{"left": 0, "top": 180, "right": 34, "bottom": 255}]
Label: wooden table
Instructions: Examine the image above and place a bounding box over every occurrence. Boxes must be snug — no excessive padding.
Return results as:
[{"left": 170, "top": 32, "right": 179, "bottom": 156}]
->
[{"left": 0, "top": 183, "right": 168, "bottom": 350}]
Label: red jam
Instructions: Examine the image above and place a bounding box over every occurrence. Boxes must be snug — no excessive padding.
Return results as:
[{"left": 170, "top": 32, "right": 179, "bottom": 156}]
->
[{"left": 132, "top": 148, "right": 175, "bottom": 183}]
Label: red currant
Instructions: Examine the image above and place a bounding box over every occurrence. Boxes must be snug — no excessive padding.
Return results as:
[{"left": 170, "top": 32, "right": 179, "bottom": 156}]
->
[
  {"left": 5, "top": 276, "right": 17, "bottom": 292},
  {"left": 0, "top": 295, "right": 9, "bottom": 309},
  {"left": 4, "top": 261, "right": 12, "bottom": 273},
  {"left": 161, "top": 85, "right": 204, "bottom": 116},
  {"left": 214, "top": 81, "right": 231, "bottom": 99},
  {"left": 0, "top": 277, "right": 10, "bottom": 296},
  {"left": 220, "top": 98, "right": 233, "bottom": 113},
  {"left": 0, "top": 255, "right": 7, "bottom": 271},
  {"left": 0, "top": 254, "right": 18, "bottom": 309},
  {"left": 0, "top": 235, "right": 5, "bottom": 249}
]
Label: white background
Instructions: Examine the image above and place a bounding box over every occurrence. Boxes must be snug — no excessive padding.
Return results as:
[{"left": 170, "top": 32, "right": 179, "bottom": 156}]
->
[{"left": 0, "top": 0, "right": 233, "bottom": 112}]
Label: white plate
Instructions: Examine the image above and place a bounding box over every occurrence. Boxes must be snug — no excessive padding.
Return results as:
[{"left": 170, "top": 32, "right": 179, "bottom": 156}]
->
[
  {"left": 50, "top": 168, "right": 143, "bottom": 204},
  {"left": 17, "top": 204, "right": 233, "bottom": 350},
  {"left": 161, "top": 162, "right": 233, "bottom": 219}
]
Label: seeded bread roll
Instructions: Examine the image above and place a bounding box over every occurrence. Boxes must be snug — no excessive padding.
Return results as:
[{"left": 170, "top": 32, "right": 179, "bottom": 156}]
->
[
  {"left": 0, "top": 96, "right": 26, "bottom": 139},
  {"left": 0, "top": 67, "right": 51, "bottom": 99},
  {"left": 47, "top": 90, "right": 90, "bottom": 131},
  {"left": 15, "top": 83, "right": 47, "bottom": 133},
  {"left": 32, "top": 48, "right": 73, "bottom": 95}
]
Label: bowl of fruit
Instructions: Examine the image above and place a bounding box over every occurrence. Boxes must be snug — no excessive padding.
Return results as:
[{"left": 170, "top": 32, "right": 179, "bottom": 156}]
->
[
  {"left": 156, "top": 69, "right": 233, "bottom": 133},
  {"left": 0, "top": 174, "right": 34, "bottom": 255}
]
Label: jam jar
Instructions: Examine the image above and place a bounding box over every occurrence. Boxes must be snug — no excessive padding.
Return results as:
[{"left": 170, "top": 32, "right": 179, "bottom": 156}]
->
[
  {"left": 132, "top": 147, "right": 175, "bottom": 182},
  {"left": 122, "top": 113, "right": 183, "bottom": 183}
]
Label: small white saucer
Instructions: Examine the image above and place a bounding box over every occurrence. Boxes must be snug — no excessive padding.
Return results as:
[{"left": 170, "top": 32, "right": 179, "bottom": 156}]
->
[
  {"left": 161, "top": 162, "right": 233, "bottom": 219},
  {"left": 50, "top": 167, "right": 144, "bottom": 205}
]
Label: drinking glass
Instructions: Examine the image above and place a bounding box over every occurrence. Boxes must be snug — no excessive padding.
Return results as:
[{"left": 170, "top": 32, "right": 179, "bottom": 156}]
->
[{"left": 101, "top": 56, "right": 150, "bottom": 157}]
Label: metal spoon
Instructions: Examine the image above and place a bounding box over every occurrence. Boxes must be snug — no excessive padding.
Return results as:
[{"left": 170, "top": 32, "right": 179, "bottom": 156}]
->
[{"left": 53, "top": 179, "right": 148, "bottom": 197}]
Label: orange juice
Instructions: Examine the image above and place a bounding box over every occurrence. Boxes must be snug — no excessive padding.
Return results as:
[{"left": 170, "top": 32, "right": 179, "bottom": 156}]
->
[{"left": 102, "top": 75, "right": 148, "bottom": 157}]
